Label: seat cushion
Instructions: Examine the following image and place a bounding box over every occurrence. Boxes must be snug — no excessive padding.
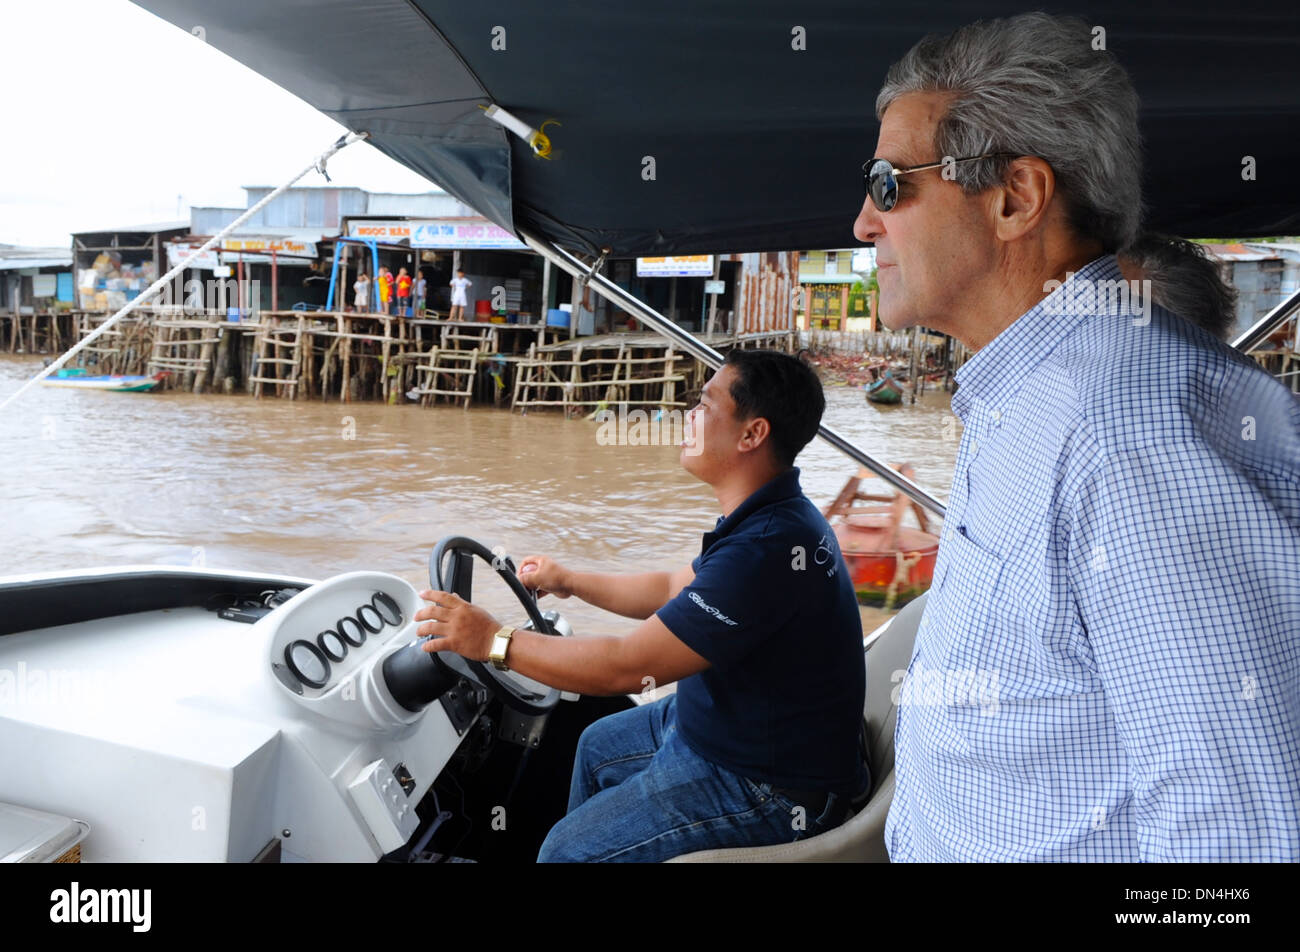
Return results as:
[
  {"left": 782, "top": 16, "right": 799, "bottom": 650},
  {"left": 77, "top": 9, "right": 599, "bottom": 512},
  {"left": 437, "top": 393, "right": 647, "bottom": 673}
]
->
[
  {"left": 666, "top": 593, "right": 928, "bottom": 862},
  {"left": 862, "top": 593, "right": 927, "bottom": 789}
]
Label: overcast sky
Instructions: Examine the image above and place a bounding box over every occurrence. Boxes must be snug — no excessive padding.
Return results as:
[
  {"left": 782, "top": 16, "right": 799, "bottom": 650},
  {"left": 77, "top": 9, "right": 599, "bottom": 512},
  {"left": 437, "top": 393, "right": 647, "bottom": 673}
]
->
[{"left": 0, "top": 0, "right": 438, "bottom": 247}]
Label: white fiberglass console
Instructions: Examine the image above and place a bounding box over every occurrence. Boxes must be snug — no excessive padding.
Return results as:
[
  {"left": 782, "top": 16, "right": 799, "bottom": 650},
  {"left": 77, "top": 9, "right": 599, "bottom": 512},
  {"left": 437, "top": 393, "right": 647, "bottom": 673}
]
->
[{"left": 0, "top": 566, "right": 490, "bottom": 862}]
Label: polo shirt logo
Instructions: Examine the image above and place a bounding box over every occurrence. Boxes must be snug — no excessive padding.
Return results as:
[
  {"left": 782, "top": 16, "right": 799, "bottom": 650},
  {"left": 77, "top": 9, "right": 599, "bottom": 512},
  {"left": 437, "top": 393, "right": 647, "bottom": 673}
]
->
[
  {"left": 816, "top": 533, "right": 839, "bottom": 578},
  {"left": 687, "top": 591, "right": 739, "bottom": 626}
]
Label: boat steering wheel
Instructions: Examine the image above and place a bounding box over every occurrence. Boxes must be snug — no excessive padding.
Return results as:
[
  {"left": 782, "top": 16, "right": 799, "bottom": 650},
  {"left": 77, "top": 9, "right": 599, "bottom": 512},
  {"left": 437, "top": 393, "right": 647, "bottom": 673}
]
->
[{"left": 428, "top": 535, "right": 563, "bottom": 716}]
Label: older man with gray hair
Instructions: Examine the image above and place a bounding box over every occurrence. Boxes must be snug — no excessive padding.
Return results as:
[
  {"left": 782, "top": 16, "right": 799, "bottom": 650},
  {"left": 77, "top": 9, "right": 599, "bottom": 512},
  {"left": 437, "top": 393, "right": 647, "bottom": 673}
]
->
[{"left": 857, "top": 13, "right": 1300, "bottom": 861}]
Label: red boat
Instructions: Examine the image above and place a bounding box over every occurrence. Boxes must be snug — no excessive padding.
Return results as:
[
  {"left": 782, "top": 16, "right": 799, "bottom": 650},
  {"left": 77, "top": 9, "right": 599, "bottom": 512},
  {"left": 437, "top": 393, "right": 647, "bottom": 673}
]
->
[{"left": 823, "top": 465, "right": 939, "bottom": 609}]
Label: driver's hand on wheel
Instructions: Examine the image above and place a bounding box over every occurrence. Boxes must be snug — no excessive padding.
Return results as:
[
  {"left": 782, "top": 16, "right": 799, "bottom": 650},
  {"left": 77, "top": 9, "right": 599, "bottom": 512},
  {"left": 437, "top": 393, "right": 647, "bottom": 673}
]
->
[
  {"left": 415, "top": 590, "right": 500, "bottom": 662},
  {"left": 516, "top": 555, "right": 572, "bottom": 599}
]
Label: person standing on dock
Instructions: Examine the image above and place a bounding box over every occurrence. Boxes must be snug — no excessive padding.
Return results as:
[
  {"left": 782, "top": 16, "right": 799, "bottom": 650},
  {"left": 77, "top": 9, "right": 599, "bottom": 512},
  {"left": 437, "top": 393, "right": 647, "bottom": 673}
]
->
[
  {"left": 414, "top": 271, "right": 427, "bottom": 317},
  {"left": 860, "top": 12, "right": 1300, "bottom": 862},
  {"left": 449, "top": 269, "right": 471, "bottom": 321},
  {"left": 395, "top": 267, "right": 412, "bottom": 317},
  {"left": 352, "top": 272, "right": 370, "bottom": 313},
  {"left": 378, "top": 266, "right": 393, "bottom": 315}
]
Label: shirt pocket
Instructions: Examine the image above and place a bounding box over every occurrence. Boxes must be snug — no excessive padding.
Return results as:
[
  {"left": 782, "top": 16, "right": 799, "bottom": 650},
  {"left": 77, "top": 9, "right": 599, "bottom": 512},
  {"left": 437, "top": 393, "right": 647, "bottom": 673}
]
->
[
  {"left": 926, "top": 525, "right": 1009, "bottom": 666},
  {"left": 934, "top": 526, "right": 1006, "bottom": 602}
]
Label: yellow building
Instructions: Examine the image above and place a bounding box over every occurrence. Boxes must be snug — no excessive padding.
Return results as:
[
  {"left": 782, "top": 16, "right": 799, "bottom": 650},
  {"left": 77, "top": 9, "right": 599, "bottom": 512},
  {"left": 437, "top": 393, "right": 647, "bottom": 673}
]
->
[{"left": 797, "top": 249, "right": 876, "bottom": 331}]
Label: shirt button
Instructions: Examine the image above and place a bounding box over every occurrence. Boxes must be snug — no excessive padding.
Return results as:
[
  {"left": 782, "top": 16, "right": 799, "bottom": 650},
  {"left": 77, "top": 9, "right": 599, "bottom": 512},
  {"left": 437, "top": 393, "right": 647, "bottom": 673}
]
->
[
  {"left": 971, "top": 440, "right": 980, "bottom": 455},
  {"left": 991, "top": 409, "right": 1001, "bottom": 424}
]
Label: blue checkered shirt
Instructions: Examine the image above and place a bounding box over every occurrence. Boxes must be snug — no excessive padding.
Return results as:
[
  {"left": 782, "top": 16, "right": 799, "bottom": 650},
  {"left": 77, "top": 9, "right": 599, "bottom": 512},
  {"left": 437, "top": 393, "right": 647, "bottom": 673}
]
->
[{"left": 886, "top": 254, "right": 1300, "bottom": 861}]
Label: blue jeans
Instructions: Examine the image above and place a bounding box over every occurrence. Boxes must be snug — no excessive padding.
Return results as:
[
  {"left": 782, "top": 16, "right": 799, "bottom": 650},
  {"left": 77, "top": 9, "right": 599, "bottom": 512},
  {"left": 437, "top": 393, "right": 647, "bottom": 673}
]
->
[{"left": 537, "top": 694, "right": 854, "bottom": 862}]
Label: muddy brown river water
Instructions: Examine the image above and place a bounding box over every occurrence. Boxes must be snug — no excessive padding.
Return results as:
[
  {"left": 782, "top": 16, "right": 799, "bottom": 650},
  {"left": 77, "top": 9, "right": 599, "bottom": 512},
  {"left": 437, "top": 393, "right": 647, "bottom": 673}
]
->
[{"left": 0, "top": 355, "right": 958, "bottom": 636}]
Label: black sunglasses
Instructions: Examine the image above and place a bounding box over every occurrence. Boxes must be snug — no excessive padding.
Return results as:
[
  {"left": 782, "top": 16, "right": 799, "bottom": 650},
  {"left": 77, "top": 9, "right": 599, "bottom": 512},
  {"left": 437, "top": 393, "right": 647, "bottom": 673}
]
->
[{"left": 862, "top": 153, "right": 1018, "bottom": 212}]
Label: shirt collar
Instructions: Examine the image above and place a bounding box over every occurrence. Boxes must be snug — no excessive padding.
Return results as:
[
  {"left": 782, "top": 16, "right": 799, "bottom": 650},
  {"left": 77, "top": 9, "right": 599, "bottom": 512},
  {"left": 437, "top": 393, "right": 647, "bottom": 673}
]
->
[
  {"left": 706, "top": 466, "right": 803, "bottom": 544},
  {"left": 952, "top": 254, "right": 1121, "bottom": 420}
]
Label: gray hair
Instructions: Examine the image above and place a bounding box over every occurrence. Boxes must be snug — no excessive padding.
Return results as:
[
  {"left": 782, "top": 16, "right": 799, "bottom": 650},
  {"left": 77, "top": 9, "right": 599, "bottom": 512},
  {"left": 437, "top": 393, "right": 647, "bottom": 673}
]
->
[
  {"left": 1119, "top": 234, "right": 1237, "bottom": 340},
  {"left": 877, "top": 13, "right": 1235, "bottom": 338}
]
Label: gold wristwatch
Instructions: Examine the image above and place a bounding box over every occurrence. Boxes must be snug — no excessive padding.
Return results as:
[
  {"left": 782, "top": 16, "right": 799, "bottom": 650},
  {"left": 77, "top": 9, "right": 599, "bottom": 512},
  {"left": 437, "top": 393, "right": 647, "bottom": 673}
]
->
[{"left": 488, "top": 625, "right": 515, "bottom": 671}]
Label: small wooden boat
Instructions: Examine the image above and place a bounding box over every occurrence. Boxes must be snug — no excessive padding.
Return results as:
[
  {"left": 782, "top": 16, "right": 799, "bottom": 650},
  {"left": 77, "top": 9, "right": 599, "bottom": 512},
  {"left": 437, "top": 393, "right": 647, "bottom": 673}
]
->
[
  {"left": 824, "top": 464, "right": 939, "bottom": 608},
  {"left": 40, "top": 369, "right": 168, "bottom": 392},
  {"left": 864, "top": 369, "right": 904, "bottom": 405}
]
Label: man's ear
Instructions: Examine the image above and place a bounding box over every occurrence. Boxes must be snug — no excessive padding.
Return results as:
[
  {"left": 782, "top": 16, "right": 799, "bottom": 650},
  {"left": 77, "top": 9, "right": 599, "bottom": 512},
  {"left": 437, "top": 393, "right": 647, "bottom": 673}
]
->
[
  {"left": 992, "top": 156, "right": 1055, "bottom": 242},
  {"left": 737, "top": 416, "right": 771, "bottom": 455}
]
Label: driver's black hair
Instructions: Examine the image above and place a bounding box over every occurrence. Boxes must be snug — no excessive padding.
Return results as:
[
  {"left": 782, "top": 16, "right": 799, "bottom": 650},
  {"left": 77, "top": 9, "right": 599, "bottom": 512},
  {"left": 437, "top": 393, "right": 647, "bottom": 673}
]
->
[{"left": 722, "top": 348, "right": 825, "bottom": 467}]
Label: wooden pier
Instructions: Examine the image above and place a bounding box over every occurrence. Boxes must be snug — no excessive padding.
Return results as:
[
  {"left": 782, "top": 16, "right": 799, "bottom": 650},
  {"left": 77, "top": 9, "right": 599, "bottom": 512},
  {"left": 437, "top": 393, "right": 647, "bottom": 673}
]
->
[
  {"left": 0, "top": 307, "right": 793, "bottom": 411},
  {"left": 1, "top": 308, "right": 76, "bottom": 357},
  {"left": 512, "top": 334, "right": 689, "bottom": 414}
]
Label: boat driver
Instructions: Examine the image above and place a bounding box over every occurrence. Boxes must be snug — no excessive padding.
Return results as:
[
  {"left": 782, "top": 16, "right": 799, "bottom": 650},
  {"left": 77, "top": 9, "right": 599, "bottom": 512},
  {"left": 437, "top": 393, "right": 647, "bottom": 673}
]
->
[{"left": 414, "top": 348, "right": 871, "bottom": 862}]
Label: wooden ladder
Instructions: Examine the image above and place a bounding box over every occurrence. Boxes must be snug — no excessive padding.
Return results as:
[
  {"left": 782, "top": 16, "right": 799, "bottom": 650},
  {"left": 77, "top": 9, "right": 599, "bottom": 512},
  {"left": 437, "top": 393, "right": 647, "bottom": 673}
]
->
[
  {"left": 412, "top": 324, "right": 498, "bottom": 408},
  {"left": 251, "top": 315, "right": 305, "bottom": 399},
  {"left": 413, "top": 345, "right": 480, "bottom": 407},
  {"left": 511, "top": 342, "right": 539, "bottom": 410},
  {"left": 147, "top": 316, "right": 221, "bottom": 385}
]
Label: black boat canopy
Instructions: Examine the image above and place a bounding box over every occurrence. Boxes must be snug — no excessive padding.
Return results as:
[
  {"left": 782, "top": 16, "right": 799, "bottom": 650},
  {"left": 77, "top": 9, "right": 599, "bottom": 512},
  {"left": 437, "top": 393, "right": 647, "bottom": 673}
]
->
[{"left": 132, "top": 1, "right": 1299, "bottom": 256}]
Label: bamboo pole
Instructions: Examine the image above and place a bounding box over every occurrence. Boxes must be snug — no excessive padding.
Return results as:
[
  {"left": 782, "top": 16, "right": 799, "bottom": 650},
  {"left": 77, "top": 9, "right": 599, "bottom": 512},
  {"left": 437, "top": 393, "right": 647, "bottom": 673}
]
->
[
  {"left": 340, "top": 312, "right": 352, "bottom": 403},
  {"left": 193, "top": 320, "right": 215, "bottom": 394}
]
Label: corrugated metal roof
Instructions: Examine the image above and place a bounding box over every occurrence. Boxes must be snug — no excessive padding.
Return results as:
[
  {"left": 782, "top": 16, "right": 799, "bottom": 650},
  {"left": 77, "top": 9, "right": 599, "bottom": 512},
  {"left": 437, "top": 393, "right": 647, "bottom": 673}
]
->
[
  {"left": 221, "top": 227, "right": 329, "bottom": 242},
  {"left": 71, "top": 220, "right": 189, "bottom": 237},
  {"left": 1244, "top": 241, "right": 1300, "bottom": 257},
  {"left": 0, "top": 257, "right": 72, "bottom": 271},
  {"left": 0, "top": 246, "right": 73, "bottom": 271},
  {"left": 365, "top": 192, "right": 466, "bottom": 217},
  {"left": 240, "top": 184, "right": 370, "bottom": 192},
  {"left": 1205, "top": 242, "right": 1280, "bottom": 262}
]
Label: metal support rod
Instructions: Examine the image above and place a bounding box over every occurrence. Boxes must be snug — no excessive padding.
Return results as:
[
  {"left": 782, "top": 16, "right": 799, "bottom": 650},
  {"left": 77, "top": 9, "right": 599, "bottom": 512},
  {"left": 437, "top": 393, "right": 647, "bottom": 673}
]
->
[
  {"left": 1232, "top": 286, "right": 1300, "bottom": 354},
  {"left": 519, "top": 229, "right": 947, "bottom": 518}
]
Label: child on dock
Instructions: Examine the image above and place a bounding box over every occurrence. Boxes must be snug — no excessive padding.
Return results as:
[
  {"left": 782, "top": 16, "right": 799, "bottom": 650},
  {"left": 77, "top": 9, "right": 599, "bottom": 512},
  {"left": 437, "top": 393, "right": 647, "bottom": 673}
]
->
[
  {"left": 396, "top": 267, "right": 412, "bottom": 317},
  {"left": 378, "top": 267, "right": 393, "bottom": 314},
  {"left": 449, "top": 270, "right": 471, "bottom": 321},
  {"left": 415, "top": 271, "right": 427, "bottom": 317},
  {"left": 353, "top": 273, "right": 370, "bottom": 313}
]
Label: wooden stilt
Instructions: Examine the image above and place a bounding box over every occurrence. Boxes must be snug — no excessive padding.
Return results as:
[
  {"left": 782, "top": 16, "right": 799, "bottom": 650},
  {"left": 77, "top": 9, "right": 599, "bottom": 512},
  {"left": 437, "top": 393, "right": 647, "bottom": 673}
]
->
[{"left": 340, "top": 313, "right": 352, "bottom": 403}]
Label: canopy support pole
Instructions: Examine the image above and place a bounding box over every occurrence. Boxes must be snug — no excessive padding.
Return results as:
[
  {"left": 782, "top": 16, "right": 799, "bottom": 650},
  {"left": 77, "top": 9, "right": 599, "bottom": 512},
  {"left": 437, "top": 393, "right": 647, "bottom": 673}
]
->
[
  {"left": 1232, "top": 286, "right": 1300, "bottom": 356},
  {"left": 518, "top": 229, "right": 947, "bottom": 519}
]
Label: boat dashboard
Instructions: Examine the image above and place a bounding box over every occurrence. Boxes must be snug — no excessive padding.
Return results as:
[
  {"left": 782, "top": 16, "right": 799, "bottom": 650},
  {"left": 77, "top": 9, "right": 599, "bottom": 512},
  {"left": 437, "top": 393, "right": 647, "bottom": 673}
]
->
[{"left": 0, "top": 565, "right": 603, "bottom": 862}]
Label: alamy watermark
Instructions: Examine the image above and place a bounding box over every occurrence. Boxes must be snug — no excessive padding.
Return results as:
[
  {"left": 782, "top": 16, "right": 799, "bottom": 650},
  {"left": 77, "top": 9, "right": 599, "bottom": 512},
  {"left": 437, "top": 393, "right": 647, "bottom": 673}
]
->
[
  {"left": 891, "top": 663, "right": 1001, "bottom": 716},
  {"left": 0, "top": 662, "right": 114, "bottom": 706},
  {"left": 126, "top": 275, "right": 262, "bottom": 317},
  {"left": 594, "top": 405, "right": 698, "bottom": 454},
  {"left": 50, "top": 883, "right": 151, "bottom": 932},
  {"left": 1042, "top": 274, "right": 1151, "bottom": 326}
]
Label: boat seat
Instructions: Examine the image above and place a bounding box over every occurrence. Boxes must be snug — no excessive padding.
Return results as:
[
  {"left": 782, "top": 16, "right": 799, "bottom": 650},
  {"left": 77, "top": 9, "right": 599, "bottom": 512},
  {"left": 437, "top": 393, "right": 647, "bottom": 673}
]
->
[{"left": 666, "top": 592, "right": 926, "bottom": 863}]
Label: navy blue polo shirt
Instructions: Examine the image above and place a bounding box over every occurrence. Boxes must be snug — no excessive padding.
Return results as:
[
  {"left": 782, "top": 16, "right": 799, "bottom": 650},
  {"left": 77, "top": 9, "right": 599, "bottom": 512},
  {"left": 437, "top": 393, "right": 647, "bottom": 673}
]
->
[{"left": 656, "top": 467, "right": 868, "bottom": 796}]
